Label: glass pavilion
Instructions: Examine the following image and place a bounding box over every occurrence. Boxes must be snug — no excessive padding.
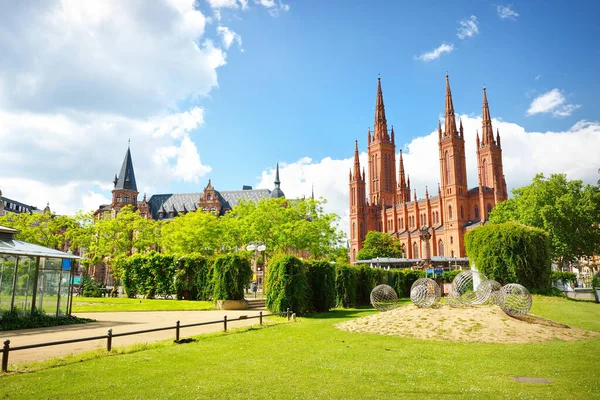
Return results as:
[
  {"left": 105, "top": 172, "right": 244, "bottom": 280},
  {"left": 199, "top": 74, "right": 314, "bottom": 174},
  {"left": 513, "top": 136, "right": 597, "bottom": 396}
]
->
[{"left": 0, "top": 225, "right": 81, "bottom": 318}]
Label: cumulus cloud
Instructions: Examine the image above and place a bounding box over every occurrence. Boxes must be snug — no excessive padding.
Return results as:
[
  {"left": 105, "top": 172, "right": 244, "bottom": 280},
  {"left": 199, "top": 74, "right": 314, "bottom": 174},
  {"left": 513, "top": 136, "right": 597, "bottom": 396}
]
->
[
  {"left": 206, "top": 0, "right": 287, "bottom": 16},
  {"left": 527, "top": 89, "right": 581, "bottom": 117},
  {"left": 414, "top": 43, "right": 454, "bottom": 62},
  {"left": 497, "top": 5, "right": 519, "bottom": 20},
  {"left": 256, "top": 0, "right": 290, "bottom": 17},
  {"left": 258, "top": 117, "right": 600, "bottom": 239},
  {"left": 217, "top": 26, "right": 243, "bottom": 50},
  {"left": 457, "top": 16, "right": 479, "bottom": 39}
]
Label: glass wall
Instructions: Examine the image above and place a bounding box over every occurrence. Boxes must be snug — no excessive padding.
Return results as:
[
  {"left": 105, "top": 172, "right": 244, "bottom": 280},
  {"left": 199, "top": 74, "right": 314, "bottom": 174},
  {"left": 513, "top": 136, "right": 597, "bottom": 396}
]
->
[
  {"left": 37, "top": 258, "right": 62, "bottom": 315},
  {"left": 13, "top": 256, "right": 36, "bottom": 316},
  {"left": 0, "top": 256, "right": 17, "bottom": 314}
]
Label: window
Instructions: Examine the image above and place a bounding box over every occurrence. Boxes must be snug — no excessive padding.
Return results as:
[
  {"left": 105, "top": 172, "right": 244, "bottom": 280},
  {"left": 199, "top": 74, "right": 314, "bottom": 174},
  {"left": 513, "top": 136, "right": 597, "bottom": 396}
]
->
[
  {"left": 450, "top": 236, "right": 454, "bottom": 244},
  {"left": 451, "top": 250, "right": 455, "bottom": 258},
  {"left": 460, "top": 205, "right": 464, "bottom": 220},
  {"left": 158, "top": 212, "right": 163, "bottom": 220},
  {"left": 116, "top": 195, "right": 121, "bottom": 203},
  {"left": 474, "top": 205, "right": 480, "bottom": 220},
  {"left": 487, "top": 203, "right": 492, "bottom": 215},
  {"left": 413, "top": 242, "right": 419, "bottom": 259},
  {"left": 124, "top": 195, "right": 129, "bottom": 203},
  {"left": 141, "top": 213, "right": 146, "bottom": 218},
  {"left": 352, "top": 222, "right": 356, "bottom": 239},
  {"left": 482, "top": 159, "right": 488, "bottom": 187},
  {"left": 438, "top": 240, "right": 444, "bottom": 257},
  {"left": 207, "top": 194, "right": 211, "bottom": 200},
  {"left": 448, "top": 205, "right": 453, "bottom": 220},
  {"left": 445, "top": 151, "right": 451, "bottom": 185},
  {"left": 169, "top": 212, "right": 174, "bottom": 218}
]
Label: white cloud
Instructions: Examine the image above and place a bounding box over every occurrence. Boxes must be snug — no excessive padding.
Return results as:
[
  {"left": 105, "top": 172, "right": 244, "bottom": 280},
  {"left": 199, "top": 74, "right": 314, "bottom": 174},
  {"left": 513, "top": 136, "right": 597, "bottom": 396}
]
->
[
  {"left": 217, "top": 26, "right": 243, "bottom": 50},
  {"left": 527, "top": 89, "right": 582, "bottom": 117},
  {"left": 457, "top": 16, "right": 479, "bottom": 39},
  {"left": 258, "top": 117, "right": 600, "bottom": 240},
  {"left": 535, "top": 74, "right": 541, "bottom": 80},
  {"left": 497, "top": 5, "right": 519, "bottom": 20},
  {"left": 414, "top": 43, "right": 454, "bottom": 62},
  {"left": 255, "top": 0, "right": 290, "bottom": 17},
  {"left": 206, "top": 0, "right": 286, "bottom": 15},
  {"left": 206, "top": 0, "right": 240, "bottom": 8}
]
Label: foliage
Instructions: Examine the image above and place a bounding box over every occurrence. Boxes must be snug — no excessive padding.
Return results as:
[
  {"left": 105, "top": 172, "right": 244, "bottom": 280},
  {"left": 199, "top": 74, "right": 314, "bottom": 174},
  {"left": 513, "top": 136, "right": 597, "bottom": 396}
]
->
[
  {"left": 304, "top": 260, "right": 336, "bottom": 312},
  {"left": 465, "top": 222, "right": 552, "bottom": 289},
  {"left": 550, "top": 271, "right": 577, "bottom": 285},
  {"left": 335, "top": 264, "right": 357, "bottom": 308},
  {"left": 174, "top": 254, "right": 212, "bottom": 300},
  {"left": 490, "top": 173, "right": 600, "bottom": 267},
  {"left": 347, "top": 265, "right": 425, "bottom": 305},
  {"left": 442, "top": 270, "right": 462, "bottom": 283},
  {"left": 0, "top": 309, "right": 94, "bottom": 331},
  {"left": 356, "top": 231, "right": 403, "bottom": 260},
  {"left": 0, "top": 210, "right": 78, "bottom": 249},
  {"left": 265, "top": 254, "right": 309, "bottom": 314},
  {"left": 119, "top": 252, "right": 176, "bottom": 299},
  {"left": 81, "top": 276, "right": 103, "bottom": 298},
  {"left": 160, "top": 212, "right": 222, "bottom": 256},
  {"left": 592, "top": 272, "right": 600, "bottom": 289},
  {"left": 528, "top": 287, "right": 565, "bottom": 297},
  {"left": 212, "top": 254, "right": 252, "bottom": 301}
]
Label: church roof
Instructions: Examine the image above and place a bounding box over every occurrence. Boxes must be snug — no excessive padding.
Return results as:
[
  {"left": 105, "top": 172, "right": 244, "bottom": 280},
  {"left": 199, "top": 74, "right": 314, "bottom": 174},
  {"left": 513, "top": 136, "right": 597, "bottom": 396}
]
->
[
  {"left": 114, "top": 147, "right": 137, "bottom": 192},
  {"left": 468, "top": 186, "right": 494, "bottom": 195}
]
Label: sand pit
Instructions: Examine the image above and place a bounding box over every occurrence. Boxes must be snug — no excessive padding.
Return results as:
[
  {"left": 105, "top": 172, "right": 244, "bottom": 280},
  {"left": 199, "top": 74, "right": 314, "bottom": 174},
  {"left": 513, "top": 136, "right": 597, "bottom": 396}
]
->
[{"left": 335, "top": 305, "right": 599, "bottom": 343}]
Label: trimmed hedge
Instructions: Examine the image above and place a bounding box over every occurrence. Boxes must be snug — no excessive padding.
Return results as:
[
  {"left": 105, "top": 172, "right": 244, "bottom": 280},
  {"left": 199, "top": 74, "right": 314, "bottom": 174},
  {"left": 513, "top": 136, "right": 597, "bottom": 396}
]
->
[
  {"left": 174, "top": 253, "right": 212, "bottom": 300},
  {"left": 335, "top": 264, "right": 357, "bottom": 308},
  {"left": 305, "top": 261, "right": 336, "bottom": 312},
  {"left": 212, "top": 254, "right": 252, "bottom": 301},
  {"left": 465, "top": 222, "right": 551, "bottom": 289},
  {"left": 120, "top": 252, "right": 176, "bottom": 298},
  {"left": 550, "top": 271, "right": 577, "bottom": 285},
  {"left": 265, "top": 254, "right": 309, "bottom": 314}
]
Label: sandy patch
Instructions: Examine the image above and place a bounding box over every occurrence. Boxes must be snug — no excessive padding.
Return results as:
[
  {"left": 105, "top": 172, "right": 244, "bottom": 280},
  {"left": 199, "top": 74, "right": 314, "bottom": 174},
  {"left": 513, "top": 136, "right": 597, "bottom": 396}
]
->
[{"left": 335, "top": 305, "right": 599, "bottom": 343}]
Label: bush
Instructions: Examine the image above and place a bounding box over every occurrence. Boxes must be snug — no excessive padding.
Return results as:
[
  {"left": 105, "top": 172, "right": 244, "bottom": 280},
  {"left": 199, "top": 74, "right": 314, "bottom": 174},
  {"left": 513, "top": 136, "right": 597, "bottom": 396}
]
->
[
  {"left": 174, "top": 253, "right": 212, "bottom": 300},
  {"left": 388, "top": 269, "right": 426, "bottom": 297},
  {"left": 528, "top": 287, "right": 565, "bottom": 297},
  {"left": 265, "top": 254, "right": 309, "bottom": 314},
  {"left": 592, "top": 273, "right": 600, "bottom": 289},
  {"left": 120, "top": 252, "right": 176, "bottom": 298},
  {"left": 442, "top": 270, "right": 462, "bottom": 283},
  {"left": 305, "top": 260, "right": 336, "bottom": 312},
  {"left": 81, "top": 276, "right": 103, "bottom": 297},
  {"left": 465, "top": 222, "right": 551, "bottom": 289},
  {"left": 550, "top": 271, "right": 577, "bottom": 285},
  {"left": 1, "top": 309, "right": 95, "bottom": 331},
  {"left": 335, "top": 264, "right": 357, "bottom": 308},
  {"left": 212, "top": 254, "right": 252, "bottom": 301}
]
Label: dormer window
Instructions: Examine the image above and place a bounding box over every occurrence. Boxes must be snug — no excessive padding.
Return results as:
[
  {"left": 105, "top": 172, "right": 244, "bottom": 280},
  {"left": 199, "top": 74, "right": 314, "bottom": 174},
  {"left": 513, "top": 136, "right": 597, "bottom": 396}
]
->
[
  {"left": 169, "top": 212, "right": 174, "bottom": 218},
  {"left": 207, "top": 194, "right": 211, "bottom": 200},
  {"left": 158, "top": 212, "right": 164, "bottom": 219}
]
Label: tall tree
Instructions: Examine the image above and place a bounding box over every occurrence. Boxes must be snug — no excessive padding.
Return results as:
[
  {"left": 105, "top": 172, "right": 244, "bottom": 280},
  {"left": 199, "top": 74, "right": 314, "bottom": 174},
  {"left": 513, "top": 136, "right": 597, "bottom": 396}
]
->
[
  {"left": 356, "top": 231, "right": 403, "bottom": 260},
  {"left": 0, "top": 211, "right": 76, "bottom": 249},
  {"left": 489, "top": 173, "right": 600, "bottom": 267}
]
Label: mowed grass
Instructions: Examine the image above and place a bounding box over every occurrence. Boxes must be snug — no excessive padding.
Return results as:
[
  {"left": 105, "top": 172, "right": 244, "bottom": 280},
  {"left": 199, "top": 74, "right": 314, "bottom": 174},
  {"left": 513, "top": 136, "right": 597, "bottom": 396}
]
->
[
  {"left": 1, "top": 297, "right": 599, "bottom": 400},
  {"left": 71, "top": 296, "right": 214, "bottom": 312}
]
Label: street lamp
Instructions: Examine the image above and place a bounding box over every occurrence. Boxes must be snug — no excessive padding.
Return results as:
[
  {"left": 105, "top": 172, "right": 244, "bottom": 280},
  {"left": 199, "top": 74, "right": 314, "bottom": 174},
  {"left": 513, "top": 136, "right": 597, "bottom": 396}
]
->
[{"left": 246, "top": 242, "right": 266, "bottom": 292}]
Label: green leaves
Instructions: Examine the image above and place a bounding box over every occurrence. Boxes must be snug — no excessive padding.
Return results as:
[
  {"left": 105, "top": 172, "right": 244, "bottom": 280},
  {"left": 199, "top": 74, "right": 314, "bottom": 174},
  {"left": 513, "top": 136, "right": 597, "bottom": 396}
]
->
[{"left": 357, "top": 231, "right": 404, "bottom": 260}]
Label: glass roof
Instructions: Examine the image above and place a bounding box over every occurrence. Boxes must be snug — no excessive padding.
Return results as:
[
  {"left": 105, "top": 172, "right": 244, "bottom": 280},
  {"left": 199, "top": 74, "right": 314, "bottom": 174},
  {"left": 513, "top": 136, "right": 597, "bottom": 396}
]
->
[{"left": 0, "top": 238, "right": 81, "bottom": 259}]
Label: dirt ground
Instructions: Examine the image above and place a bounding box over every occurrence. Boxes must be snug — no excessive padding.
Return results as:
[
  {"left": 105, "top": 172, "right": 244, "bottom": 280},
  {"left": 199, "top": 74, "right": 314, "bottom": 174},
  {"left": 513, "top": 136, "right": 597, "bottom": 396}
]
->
[{"left": 335, "top": 305, "right": 599, "bottom": 343}]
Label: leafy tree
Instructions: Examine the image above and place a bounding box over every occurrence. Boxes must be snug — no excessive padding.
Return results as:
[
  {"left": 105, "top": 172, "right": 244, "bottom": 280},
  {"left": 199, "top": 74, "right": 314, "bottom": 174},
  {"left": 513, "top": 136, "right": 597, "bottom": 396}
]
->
[
  {"left": 490, "top": 173, "right": 600, "bottom": 267},
  {"left": 0, "top": 211, "right": 77, "bottom": 249},
  {"left": 356, "top": 231, "right": 403, "bottom": 260},
  {"left": 160, "top": 211, "right": 222, "bottom": 255}
]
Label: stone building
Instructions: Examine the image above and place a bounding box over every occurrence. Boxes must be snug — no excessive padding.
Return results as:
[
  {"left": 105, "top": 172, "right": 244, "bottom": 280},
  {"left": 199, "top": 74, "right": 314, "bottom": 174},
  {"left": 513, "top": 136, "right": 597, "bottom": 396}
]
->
[
  {"left": 349, "top": 76, "right": 507, "bottom": 263},
  {"left": 0, "top": 188, "right": 49, "bottom": 217}
]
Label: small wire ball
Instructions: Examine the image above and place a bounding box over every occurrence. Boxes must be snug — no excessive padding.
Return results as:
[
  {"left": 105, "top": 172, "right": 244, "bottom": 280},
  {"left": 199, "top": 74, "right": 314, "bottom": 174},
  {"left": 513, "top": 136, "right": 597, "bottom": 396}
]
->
[
  {"left": 451, "top": 270, "right": 491, "bottom": 305},
  {"left": 445, "top": 291, "right": 462, "bottom": 308},
  {"left": 410, "top": 278, "right": 441, "bottom": 308},
  {"left": 480, "top": 279, "right": 503, "bottom": 305},
  {"left": 499, "top": 283, "right": 532, "bottom": 317},
  {"left": 370, "top": 284, "right": 399, "bottom": 312}
]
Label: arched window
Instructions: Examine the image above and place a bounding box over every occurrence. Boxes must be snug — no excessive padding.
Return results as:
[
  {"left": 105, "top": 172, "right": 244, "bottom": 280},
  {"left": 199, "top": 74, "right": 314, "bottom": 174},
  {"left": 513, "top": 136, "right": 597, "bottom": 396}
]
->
[
  {"left": 438, "top": 240, "right": 444, "bottom": 257},
  {"left": 413, "top": 242, "right": 419, "bottom": 259},
  {"left": 401, "top": 243, "right": 406, "bottom": 257},
  {"left": 448, "top": 205, "right": 453, "bottom": 220},
  {"left": 457, "top": 154, "right": 462, "bottom": 185},
  {"left": 482, "top": 159, "right": 488, "bottom": 187},
  {"left": 487, "top": 203, "right": 493, "bottom": 214},
  {"left": 474, "top": 205, "right": 480, "bottom": 220},
  {"left": 460, "top": 205, "right": 464, "bottom": 220},
  {"left": 451, "top": 250, "right": 455, "bottom": 258},
  {"left": 353, "top": 248, "right": 356, "bottom": 260},
  {"left": 450, "top": 236, "right": 454, "bottom": 244},
  {"left": 352, "top": 222, "right": 356, "bottom": 239},
  {"left": 445, "top": 151, "right": 451, "bottom": 185},
  {"left": 116, "top": 195, "right": 121, "bottom": 203},
  {"left": 124, "top": 195, "right": 129, "bottom": 203}
]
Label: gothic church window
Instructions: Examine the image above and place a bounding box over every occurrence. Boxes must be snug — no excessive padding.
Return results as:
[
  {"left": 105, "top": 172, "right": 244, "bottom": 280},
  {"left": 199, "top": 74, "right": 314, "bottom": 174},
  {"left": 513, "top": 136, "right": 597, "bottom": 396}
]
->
[
  {"left": 352, "top": 223, "right": 356, "bottom": 239},
  {"left": 487, "top": 203, "right": 492, "bottom": 215},
  {"left": 482, "top": 159, "right": 488, "bottom": 187},
  {"left": 448, "top": 205, "right": 453, "bottom": 220},
  {"left": 445, "top": 151, "right": 451, "bottom": 185},
  {"left": 474, "top": 205, "right": 479, "bottom": 220},
  {"left": 438, "top": 240, "right": 444, "bottom": 257},
  {"left": 460, "top": 205, "right": 464, "bottom": 220},
  {"left": 413, "top": 242, "right": 419, "bottom": 259}
]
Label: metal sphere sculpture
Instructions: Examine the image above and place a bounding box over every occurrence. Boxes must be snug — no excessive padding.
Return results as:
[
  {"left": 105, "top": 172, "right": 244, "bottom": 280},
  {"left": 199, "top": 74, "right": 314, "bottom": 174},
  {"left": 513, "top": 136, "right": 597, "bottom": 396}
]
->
[
  {"left": 480, "top": 279, "right": 503, "bottom": 305},
  {"left": 445, "top": 291, "right": 462, "bottom": 308},
  {"left": 410, "top": 278, "right": 441, "bottom": 308},
  {"left": 451, "top": 270, "right": 491, "bottom": 305},
  {"left": 370, "top": 284, "right": 399, "bottom": 312},
  {"left": 499, "top": 284, "right": 532, "bottom": 317}
]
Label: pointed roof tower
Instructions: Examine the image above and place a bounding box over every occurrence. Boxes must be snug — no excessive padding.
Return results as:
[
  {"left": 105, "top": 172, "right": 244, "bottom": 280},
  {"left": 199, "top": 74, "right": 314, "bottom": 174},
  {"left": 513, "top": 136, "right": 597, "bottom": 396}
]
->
[
  {"left": 481, "top": 87, "right": 495, "bottom": 146},
  {"left": 271, "top": 163, "right": 285, "bottom": 198},
  {"left": 373, "top": 77, "right": 389, "bottom": 141},
  {"left": 114, "top": 145, "right": 138, "bottom": 191},
  {"left": 352, "top": 140, "right": 361, "bottom": 180},
  {"left": 398, "top": 149, "right": 407, "bottom": 188},
  {"left": 444, "top": 75, "right": 458, "bottom": 137}
]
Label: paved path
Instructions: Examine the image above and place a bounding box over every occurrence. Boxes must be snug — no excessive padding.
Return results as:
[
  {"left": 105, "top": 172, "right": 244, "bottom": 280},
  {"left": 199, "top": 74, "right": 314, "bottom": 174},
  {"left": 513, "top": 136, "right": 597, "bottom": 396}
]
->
[{"left": 0, "top": 309, "right": 266, "bottom": 366}]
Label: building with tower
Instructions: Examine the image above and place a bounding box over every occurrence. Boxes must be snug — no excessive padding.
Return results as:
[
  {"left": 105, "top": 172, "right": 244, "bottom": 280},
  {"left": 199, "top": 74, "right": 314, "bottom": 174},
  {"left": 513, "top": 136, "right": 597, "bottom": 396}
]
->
[{"left": 349, "top": 76, "right": 507, "bottom": 263}]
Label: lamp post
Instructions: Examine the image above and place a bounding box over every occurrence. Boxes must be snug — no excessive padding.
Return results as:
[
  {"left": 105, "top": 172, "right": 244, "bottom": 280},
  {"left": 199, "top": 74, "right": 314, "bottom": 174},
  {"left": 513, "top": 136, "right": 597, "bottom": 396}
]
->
[{"left": 246, "top": 242, "right": 266, "bottom": 292}]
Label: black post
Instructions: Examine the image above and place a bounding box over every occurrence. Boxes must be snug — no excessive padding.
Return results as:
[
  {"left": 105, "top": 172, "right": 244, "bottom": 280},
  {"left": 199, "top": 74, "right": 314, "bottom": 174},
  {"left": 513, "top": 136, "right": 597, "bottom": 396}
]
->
[
  {"left": 259, "top": 311, "right": 263, "bottom": 326},
  {"left": 224, "top": 315, "right": 227, "bottom": 332},
  {"left": 176, "top": 320, "right": 180, "bottom": 343},
  {"left": 107, "top": 329, "right": 113, "bottom": 352},
  {"left": 287, "top": 308, "right": 291, "bottom": 321},
  {"left": 2, "top": 340, "right": 9, "bottom": 373}
]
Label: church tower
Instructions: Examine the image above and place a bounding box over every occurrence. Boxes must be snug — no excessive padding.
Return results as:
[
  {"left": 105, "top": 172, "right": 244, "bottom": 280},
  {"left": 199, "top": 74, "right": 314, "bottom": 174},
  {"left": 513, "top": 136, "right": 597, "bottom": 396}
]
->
[
  {"left": 476, "top": 87, "right": 508, "bottom": 219},
  {"left": 349, "top": 140, "right": 367, "bottom": 262},
  {"left": 438, "top": 75, "right": 469, "bottom": 255},
  {"left": 111, "top": 144, "right": 139, "bottom": 213},
  {"left": 368, "top": 78, "right": 397, "bottom": 207}
]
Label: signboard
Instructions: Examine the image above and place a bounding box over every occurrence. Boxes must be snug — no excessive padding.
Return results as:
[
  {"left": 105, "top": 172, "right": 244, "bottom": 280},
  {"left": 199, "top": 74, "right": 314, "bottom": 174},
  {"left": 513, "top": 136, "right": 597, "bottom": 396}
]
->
[
  {"left": 426, "top": 269, "right": 433, "bottom": 274},
  {"left": 61, "top": 259, "right": 72, "bottom": 271},
  {"left": 434, "top": 268, "right": 443, "bottom": 274}
]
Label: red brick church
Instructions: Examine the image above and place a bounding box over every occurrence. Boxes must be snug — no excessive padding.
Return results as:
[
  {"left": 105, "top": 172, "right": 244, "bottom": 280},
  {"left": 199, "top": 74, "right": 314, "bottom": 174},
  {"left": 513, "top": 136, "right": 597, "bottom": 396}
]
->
[{"left": 349, "top": 76, "right": 507, "bottom": 263}]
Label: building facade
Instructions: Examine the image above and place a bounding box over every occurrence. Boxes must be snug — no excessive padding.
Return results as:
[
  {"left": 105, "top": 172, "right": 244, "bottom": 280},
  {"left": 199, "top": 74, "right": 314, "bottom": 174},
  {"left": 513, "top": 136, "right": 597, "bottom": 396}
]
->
[
  {"left": 0, "top": 188, "right": 49, "bottom": 217},
  {"left": 349, "top": 76, "right": 507, "bottom": 263}
]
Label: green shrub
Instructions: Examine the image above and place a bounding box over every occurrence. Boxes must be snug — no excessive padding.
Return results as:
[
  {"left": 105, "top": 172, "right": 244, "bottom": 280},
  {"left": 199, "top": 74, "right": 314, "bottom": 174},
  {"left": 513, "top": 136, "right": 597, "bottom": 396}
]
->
[
  {"left": 212, "top": 254, "right": 252, "bottom": 301},
  {"left": 550, "top": 271, "right": 577, "bottom": 285},
  {"left": 388, "top": 269, "right": 426, "bottom": 297},
  {"left": 1, "top": 309, "right": 94, "bottom": 331},
  {"left": 442, "top": 270, "right": 462, "bottom": 283},
  {"left": 529, "top": 287, "right": 565, "bottom": 297},
  {"left": 81, "top": 276, "right": 103, "bottom": 298},
  {"left": 265, "top": 254, "right": 309, "bottom": 314},
  {"left": 174, "top": 253, "right": 212, "bottom": 300},
  {"left": 335, "top": 264, "right": 357, "bottom": 308},
  {"left": 119, "top": 252, "right": 176, "bottom": 298},
  {"left": 592, "top": 273, "right": 600, "bottom": 289},
  {"left": 305, "top": 260, "right": 336, "bottom": 312},
  {"left": 465, "top": 222, "right": 551, "bottom": 289}
]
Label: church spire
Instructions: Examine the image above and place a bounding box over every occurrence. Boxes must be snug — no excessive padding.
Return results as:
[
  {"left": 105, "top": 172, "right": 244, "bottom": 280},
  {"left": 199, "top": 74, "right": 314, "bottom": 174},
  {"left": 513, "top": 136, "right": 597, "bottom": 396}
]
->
[
  {"left": 481, "top": 87, "right": 495, "bottom": 146},
  {"left": 374, "top": 77, "right": 389, "bottom": 141},
  {"left": 115, "top": 146, "right": 137, "bottom": 191},
  {"left": 444, "top": 75, "right": 458, "bottom": 137},
  {"left": 398, "top": 149, "right": 406, "bottom": 187},
  {"left": 271, "top": 163, "right": 285, "bottom": 198},
  {"left": 352, "top": 140, "right": 361, "bottom": 180}
]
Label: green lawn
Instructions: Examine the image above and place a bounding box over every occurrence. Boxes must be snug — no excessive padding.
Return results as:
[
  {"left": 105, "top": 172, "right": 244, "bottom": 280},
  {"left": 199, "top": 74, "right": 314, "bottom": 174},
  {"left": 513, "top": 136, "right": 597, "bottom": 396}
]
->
[
  {"left": 71, "top": 296, "right": 214, "bottom": 312},
  {"left": 1, "top": 297, "right": 599, "bottom": 399}
]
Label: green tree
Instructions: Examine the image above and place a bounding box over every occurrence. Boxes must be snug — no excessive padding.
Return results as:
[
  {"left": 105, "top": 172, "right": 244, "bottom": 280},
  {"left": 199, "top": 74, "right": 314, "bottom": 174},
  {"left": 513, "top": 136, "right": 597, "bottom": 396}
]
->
[
  {"left": 0, "top": 211, "right": 77, "bottom": 249},
  {"left": 160, "top": 210, "right": 222, "bottom": 255},
  {"left": 356, "top": 231, "right": 403, "bottom": 260},
  {"left": 490, "top": 173, "right": 600, "bottom": 267}
]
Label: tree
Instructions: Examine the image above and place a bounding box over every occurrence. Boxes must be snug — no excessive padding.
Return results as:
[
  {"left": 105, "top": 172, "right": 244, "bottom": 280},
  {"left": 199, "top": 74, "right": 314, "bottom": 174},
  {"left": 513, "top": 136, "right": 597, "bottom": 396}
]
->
[
  {"left": 356, "top": 231, "right": 403, "bottom": 260},
  {"left": 160, "top": 210, "right": 222, "bottom": 255},
  {"left": 490, "top": 173, "right": 600, "bottom": 267},
  {"left": 0, "top": 211, "right": 77, "bottom": 249}
]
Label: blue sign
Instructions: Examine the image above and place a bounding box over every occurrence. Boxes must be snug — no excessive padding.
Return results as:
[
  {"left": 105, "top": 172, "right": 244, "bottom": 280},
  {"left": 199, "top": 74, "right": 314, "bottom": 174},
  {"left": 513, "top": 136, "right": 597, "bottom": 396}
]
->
[
  {"left": 434, "top": 268, "right": 443, "bottom": 274},
  {"left": 61, "top": 259, "right": 72, "bottom": 271},
  {"left": 426, "top": 269, "right": 433, "bottom": 274}
]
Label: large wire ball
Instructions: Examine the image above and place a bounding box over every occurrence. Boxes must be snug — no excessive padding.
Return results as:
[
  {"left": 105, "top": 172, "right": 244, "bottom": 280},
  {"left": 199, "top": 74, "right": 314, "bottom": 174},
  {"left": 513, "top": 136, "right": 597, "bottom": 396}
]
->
[
  {"left": 410, "top": 278, "right": 441, "bottom": 308},
  {"left": 445, "top": 292, "right": 462, "bottom": 308},
  {"left": 480, "top": 279, "right": 502, "bottom": 305},
  {"left": 499, "top": 284, "right": 532, "bottom": 317},
  {"left": 451, "top": 270, "right": 491, "bottom": 305},
  {"left": 370, "top": 284, "right": 399, "bottom": 312}
]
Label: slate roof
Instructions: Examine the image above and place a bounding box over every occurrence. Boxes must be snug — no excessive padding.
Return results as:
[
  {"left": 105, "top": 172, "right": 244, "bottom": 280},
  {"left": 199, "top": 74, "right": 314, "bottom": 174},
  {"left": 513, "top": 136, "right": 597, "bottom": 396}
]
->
[
  {"left": 467, "top": 186, "right": 494, "bottom": 195},
  {"left": 114, "top": 147, "right": 137, "bottom": 191},
  {"left": 1, "top": 196, "right": 41, "bottom": 214}
]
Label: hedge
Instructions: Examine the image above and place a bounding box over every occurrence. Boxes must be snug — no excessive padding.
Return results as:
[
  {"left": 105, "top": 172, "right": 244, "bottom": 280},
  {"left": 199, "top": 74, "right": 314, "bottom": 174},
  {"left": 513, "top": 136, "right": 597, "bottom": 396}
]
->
[
  {"left": 265, "top": 254, "right": 309, "bottom": 314},
  {"left": 212, "top": 254, "right": 252, "bottom": 301},
  {"left": 174, "top": 253, "right": 212, "bottom": 300},
  {"left": 120, "top": 252, "right": 176, "bottom": 298},
  {"left": 305, "top": 260, "right": 336, "bottom": 312},
  {"left": 465, "top": 222, "right": 551, "bottom": 289},
  {"left": 335, "top": 264, "right": 357, "bottom": 308},
  {"left": 549, "top": 271, "right": 577, "bottom": 285}
]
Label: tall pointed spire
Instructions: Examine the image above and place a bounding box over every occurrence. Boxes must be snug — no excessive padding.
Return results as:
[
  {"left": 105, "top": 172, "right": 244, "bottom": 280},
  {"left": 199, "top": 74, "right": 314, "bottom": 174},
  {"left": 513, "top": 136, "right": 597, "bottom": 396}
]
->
[
  {"left": 482, "top": 87, "right": 494, "bottom": 146},
  {"left": 115, "top": 146, "right": 137, "bottom": 191},
  {"left": 271, "top": 163, "right": 285, "bottom": 198},
  {"left": 374, "top": 77, "right": 389, "bottom": 141},
  {"left": 353, "top": 140, "right": 361, "bottom": 179},
  {"left": 444, "top": 75, "right": 458, "bottom": 137},
  {"left": 398, "top": 149, "right": 406, "bottom": 187}
]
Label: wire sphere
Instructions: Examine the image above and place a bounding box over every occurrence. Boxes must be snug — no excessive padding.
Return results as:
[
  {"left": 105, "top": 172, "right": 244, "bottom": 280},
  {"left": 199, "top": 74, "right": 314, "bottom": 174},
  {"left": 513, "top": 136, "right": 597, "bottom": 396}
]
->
[
  {"left": 446, "top": 291, "right": 462, "bottom": 308},
  {"left": 370, "top": 284, "right": 399, "bottom": 312},
  {"left": 410, "top": 278, "right": 441, "bottom": 308},
  {"left": 480, "top": 279, "right": 502, "bottom": 305},
  {"left": 451, "top": 270, "right": 491, "bottom": 305},
  {"left": 499, "top": 284, "right": 532, "bottom": 317}
]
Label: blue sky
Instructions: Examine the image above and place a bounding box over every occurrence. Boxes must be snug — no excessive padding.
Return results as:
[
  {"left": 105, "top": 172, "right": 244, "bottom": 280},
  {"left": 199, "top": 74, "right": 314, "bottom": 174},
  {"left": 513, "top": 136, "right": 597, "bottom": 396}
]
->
[{"left": 0, "top": 0, "right": 599, "bottom": 236}]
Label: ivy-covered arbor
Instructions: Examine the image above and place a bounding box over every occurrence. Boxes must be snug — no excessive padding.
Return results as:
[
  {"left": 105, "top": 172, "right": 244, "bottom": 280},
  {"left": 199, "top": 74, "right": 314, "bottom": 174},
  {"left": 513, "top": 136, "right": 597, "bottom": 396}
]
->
[{"left": 0, "top": 225, "right": 80, "bottom": 318}]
